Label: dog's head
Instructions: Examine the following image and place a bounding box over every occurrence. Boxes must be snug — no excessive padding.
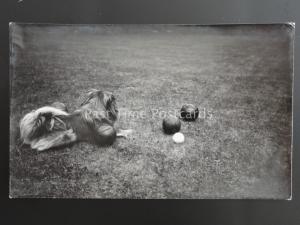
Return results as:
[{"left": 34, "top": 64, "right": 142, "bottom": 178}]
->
[
  {"left": 80, "top": 89, "right": 118, "bottom": 122},
  {"left": 19, "top": 110, "right": 50, "bottom": 144}
]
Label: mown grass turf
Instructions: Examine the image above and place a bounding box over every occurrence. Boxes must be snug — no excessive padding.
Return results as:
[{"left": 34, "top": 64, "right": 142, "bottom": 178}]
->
[{"left": 10, "top": 25, "right": 293, "bottom": 198}]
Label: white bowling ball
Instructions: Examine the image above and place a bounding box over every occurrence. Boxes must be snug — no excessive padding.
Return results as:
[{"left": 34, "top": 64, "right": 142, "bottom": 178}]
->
[{"left": 172, "top": 132, "right": 185, "bottom": 144}]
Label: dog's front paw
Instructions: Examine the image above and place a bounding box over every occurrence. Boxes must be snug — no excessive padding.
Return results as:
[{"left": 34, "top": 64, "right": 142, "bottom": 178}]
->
[{"left": 116, "top": 129, "right": 133, "bottom": 138}]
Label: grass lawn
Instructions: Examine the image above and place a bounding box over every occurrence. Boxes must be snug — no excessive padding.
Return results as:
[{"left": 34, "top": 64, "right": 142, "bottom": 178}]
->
[{"left": 9, "top": 25, "right": 293, "bottom": 198}]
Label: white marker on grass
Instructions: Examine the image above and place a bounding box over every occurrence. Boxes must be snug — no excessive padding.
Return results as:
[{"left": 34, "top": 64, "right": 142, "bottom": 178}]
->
[{"left": 172, "top": 132, "right": 185, "bottom": 144}]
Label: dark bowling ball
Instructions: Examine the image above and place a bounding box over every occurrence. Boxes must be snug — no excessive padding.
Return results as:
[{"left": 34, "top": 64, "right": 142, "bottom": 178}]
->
[
  {"left": 163, "top": 115, "right": 181, "bottom": 134},
  {"left": 180, "top": 104, "right": 199, "bottom": 121}
]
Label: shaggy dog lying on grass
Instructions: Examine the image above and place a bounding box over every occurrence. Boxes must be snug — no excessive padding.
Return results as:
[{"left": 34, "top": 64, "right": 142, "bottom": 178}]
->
[{"left": 19, "top": 89, "right": 132, "bottom": 151}]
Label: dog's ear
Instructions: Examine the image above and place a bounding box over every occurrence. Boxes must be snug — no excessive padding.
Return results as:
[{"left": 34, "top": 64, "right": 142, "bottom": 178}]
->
[
  {"left": 102, "top": 91, "right": 114, "bottom": 105},
  {"left": 87, "top": 89, "right": 99, "bottom": 96},
  {"left": 102, "top": 92, "right": 118, "bottom": 121},
  {"left": 80, "top": 89, "right": 99, "bottom": 106}
]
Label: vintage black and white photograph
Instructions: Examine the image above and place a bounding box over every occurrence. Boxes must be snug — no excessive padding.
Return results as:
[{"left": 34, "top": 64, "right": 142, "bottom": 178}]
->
[{"left": 9, "top": 24, "right": 293, "bottom": 199}]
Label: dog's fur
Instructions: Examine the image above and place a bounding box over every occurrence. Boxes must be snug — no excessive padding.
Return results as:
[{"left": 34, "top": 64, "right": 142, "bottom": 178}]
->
[{"left": 19, "top": 89, "right": 131, "bottom": 151}]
